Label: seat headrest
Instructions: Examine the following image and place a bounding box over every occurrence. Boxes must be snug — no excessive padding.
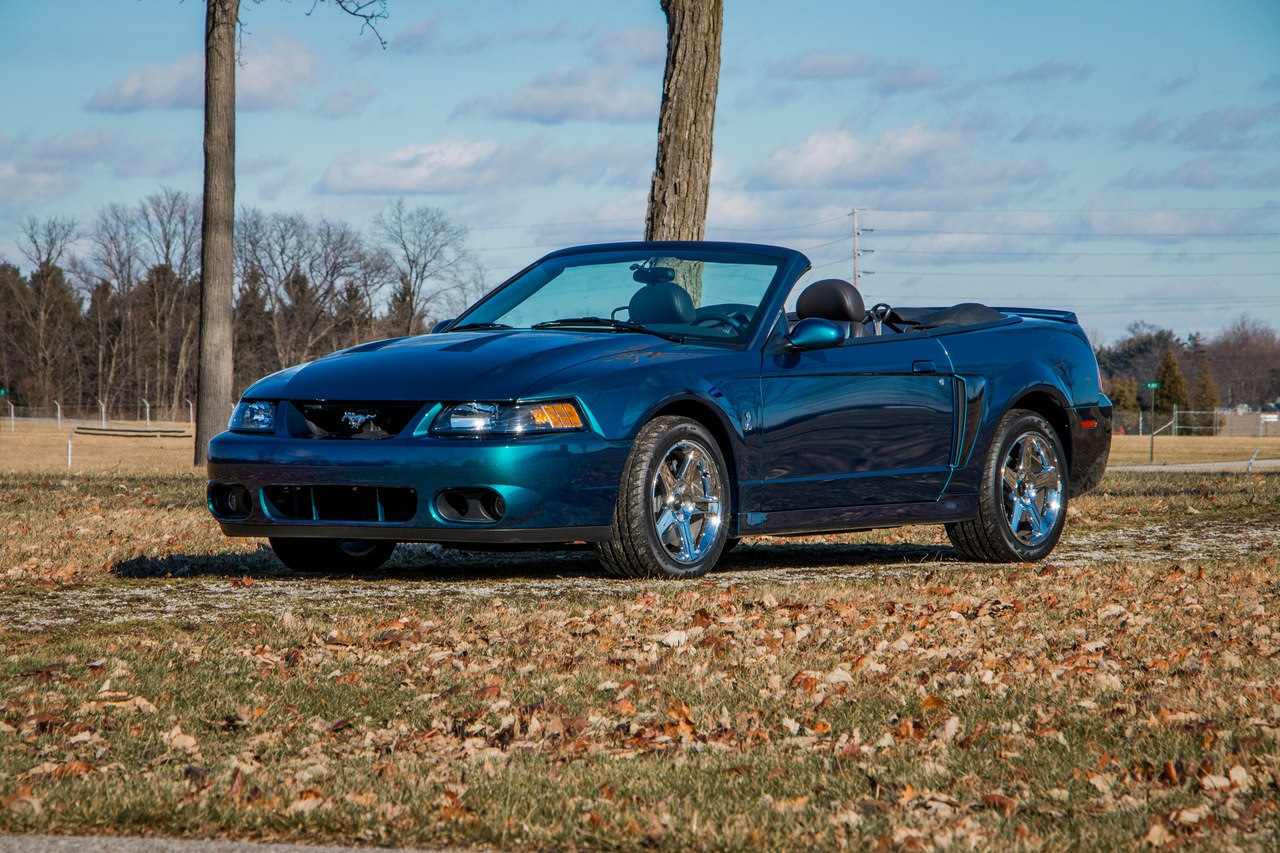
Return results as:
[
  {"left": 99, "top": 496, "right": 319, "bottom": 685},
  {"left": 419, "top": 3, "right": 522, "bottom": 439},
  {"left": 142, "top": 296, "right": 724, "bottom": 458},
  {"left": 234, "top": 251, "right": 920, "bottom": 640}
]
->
[
  {"left": 796, "top": 278, "right": 865, "bottom": 322},
  {"left": 629, "top": 281, "right": 696, "bottom": 325}
]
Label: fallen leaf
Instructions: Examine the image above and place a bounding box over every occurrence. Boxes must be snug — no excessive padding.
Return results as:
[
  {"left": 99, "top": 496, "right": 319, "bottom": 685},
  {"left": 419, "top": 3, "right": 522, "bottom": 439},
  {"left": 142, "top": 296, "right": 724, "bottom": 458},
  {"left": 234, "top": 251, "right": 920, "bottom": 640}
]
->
[
  {"left": 1201, "top": 774, "right": 1231, "bottom": 791},
  {"left": 162, "top": 725, "right": 199, "bottom": 754},
  {"left": 1144, "top": 821, "right": 1173, "bottom": 847},
  {"left": 4, "top": 796, "right": 42, "bottom": 818},
  {"left": 660, "top": 629, "right": 689, "bottom": 648},
  {"left": 289, "top": 791, "right": 326, "bottom": 814}
]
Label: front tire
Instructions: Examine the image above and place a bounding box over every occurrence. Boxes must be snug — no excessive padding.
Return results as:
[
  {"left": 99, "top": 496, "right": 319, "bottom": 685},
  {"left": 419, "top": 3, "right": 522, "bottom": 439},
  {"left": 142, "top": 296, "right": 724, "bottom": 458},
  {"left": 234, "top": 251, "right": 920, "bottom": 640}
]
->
[
  {"left": 946, "top": 409, "right": 1067, "bottom": 562},
  {"left": 269, "top": 538, "right": 396, "bottom": 574},
  {"left": 595, "top": 416, "right": 731, "bottom": 579}
]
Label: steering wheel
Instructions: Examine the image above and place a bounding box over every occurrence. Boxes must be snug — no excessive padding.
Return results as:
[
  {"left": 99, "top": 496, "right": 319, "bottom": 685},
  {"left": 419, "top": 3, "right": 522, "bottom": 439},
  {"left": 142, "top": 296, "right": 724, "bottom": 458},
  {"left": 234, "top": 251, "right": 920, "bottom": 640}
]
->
[
  {"left": 692, "top": 312, "right": 749, "bottom": 333},
  {"left": 868, "top": 302, "right": 902, "bottom": 334}
]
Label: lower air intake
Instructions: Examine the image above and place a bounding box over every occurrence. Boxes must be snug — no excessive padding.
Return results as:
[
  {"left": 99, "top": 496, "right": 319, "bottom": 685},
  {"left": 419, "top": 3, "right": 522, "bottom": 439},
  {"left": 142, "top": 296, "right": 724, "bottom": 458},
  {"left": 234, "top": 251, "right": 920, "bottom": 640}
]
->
[{"left": 263, "top": 485, "right": 417, "bottom": 523}]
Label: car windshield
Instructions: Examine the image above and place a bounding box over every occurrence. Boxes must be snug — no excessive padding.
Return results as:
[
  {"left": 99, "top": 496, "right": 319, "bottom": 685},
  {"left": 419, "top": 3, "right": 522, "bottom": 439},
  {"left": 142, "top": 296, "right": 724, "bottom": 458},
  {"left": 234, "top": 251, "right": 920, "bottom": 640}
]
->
[{"left": 452, "top": 247, "right": 785, "bottom": 345}]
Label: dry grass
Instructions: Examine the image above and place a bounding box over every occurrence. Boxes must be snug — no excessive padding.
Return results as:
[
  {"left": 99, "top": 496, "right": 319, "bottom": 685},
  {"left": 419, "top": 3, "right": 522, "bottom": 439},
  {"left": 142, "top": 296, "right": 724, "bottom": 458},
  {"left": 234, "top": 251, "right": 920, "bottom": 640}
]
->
[
  {"left": 1110, "top": 435, "right": 1280, "bottom": 467},
  {"left": 3, "top": 419, "right": 1279, "bottom": 477},
  {"left": 0, "top": 421, "right": 199, "bottom": 475},
  {"left": 0, "top": 470, "right": 1278, "bottom": 849}
]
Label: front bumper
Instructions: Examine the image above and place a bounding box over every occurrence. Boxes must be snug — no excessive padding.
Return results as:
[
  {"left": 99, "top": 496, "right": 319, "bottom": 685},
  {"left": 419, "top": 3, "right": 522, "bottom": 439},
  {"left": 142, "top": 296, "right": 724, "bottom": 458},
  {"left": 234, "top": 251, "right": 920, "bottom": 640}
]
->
[{"left": 206, "top": 430, "right": 630, "bottom": 544}]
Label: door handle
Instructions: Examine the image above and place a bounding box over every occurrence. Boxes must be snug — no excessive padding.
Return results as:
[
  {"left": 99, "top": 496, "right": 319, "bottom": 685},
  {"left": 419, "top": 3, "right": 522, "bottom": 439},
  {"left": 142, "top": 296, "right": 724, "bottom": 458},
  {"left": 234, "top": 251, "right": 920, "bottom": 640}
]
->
[{"left": 912, "top": 360, "right": 937, "bottom": 374}]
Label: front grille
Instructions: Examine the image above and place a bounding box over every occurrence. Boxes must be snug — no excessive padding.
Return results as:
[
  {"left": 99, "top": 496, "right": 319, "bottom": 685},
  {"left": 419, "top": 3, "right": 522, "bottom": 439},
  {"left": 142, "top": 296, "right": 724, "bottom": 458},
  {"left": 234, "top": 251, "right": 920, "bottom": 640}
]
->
[
  {"left": 263, "top": 485, "right": 417, "bottom": 522},
  {"left": 291, "top": 401, "right": 423, "bottom": 439}
]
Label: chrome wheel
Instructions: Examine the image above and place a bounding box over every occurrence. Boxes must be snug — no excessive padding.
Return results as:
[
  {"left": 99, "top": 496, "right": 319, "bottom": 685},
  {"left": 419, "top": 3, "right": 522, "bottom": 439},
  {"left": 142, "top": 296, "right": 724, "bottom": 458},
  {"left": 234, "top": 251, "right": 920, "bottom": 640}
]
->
[
  {"left": 651, "top": 439, "right": 724, "bottom": 564},
  {"left": 1001, "top": 431, "right": 1063, "bottom": 547},
  {"left": 595, "top": 416, "right": 731, "bottom": 578}
]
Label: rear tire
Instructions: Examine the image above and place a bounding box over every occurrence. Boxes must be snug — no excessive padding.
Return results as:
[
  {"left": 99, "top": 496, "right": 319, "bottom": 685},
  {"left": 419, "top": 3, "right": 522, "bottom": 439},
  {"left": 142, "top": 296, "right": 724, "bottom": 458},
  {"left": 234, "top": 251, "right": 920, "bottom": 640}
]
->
[
  {"left": 269, "top": 538, "right": 396, "bottom": 574},
  {"left": 946, "top": 409, "right": 1067, "bottom": 562},
  {"left": 595, "top": 416, "right": 730, "bottom": 579}
]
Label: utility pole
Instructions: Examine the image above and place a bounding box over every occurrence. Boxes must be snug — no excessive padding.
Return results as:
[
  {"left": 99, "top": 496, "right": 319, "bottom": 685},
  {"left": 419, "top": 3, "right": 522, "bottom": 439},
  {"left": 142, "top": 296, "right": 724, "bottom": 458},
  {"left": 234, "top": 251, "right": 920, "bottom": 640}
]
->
[
  {"left": 852, "top": 207, "right": 859, "bottom": 285},
  {"left": 852, "top": 207, "right": 874, "bottom": 287}
]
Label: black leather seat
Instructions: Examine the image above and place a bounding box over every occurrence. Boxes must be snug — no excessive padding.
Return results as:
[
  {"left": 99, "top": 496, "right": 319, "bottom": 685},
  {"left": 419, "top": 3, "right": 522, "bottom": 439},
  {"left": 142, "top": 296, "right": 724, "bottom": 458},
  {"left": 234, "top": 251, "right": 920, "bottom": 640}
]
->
[
  {"left": 796, "top": 278, "right": 867, "bottom": 337},
  {"left": 629, "top": 281, "right": 696, "bottom": 325}
]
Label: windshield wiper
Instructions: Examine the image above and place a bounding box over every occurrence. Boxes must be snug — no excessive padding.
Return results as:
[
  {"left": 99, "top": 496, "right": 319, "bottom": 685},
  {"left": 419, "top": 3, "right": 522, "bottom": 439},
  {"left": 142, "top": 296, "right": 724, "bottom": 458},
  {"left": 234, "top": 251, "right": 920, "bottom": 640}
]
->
[
  {"left": 444, "top": 321, "right": 513, "bottom": 332},
  {"left": 530, "top": 316, "right": 685, "bottom": 343}
]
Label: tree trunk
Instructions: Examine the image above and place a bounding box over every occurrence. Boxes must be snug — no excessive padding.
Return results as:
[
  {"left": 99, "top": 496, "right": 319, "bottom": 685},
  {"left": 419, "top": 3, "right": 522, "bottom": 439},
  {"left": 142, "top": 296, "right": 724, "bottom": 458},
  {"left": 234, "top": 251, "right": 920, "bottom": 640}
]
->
[
  {"left": 195, "top": 0, "right": 238, "bottom": 465},
  {"left": 644, "top": 0, "right": 722, "bottom": 244}
]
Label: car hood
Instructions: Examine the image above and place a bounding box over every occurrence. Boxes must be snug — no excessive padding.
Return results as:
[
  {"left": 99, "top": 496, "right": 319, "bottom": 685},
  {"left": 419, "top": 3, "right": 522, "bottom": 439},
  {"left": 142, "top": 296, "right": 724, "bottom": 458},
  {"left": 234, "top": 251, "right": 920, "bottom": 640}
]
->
[{"left": 245, "top": 330, "right": 678, "bottom": 401}]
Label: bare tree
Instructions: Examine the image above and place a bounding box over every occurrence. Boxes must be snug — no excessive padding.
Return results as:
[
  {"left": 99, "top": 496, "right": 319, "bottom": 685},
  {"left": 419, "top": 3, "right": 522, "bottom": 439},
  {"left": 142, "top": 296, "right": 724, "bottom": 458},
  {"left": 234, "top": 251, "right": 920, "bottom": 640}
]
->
[
  {"left": 373, "top": 199, "right": 477, "bottom": 335},
  {"left": 644, "top": 0, "right": 723, "bottom": 243},
  {"left": 236, "top": 209, "right": 382, "bottom": 368},
  {"left": 1209, "top": 316, "right": 1280, "bottom": 409},
  {"left": 18, "top": 216, "right": 78, "bottom": 269},
  {"left": 10, "top": 217, "right": 84, "bottom": 407}
]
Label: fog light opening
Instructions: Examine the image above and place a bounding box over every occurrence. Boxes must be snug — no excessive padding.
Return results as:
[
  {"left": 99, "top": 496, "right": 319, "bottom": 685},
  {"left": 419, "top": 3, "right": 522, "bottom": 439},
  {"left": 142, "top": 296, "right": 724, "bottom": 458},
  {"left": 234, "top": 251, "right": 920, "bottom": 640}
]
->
[
  {"left": 210, "top": 483, "right": 253, "bottom": 520},
  {"left": 435, "top": 488, "right": 506, "bottom": 523}
]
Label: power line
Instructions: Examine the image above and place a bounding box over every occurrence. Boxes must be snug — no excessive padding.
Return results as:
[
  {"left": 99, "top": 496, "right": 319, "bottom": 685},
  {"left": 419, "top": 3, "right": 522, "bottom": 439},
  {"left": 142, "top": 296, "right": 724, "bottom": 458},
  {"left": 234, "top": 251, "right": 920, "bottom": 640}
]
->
[
  {"left": 870, "top": 228, "right": 1280, "bottom": 237},
  {"left": 860, "top": 205, "right": 1279, "bottom": 213},
  {"left": 705, "top": 214, "right": 853, "bottom": 233},
  {"left": 877, "top": 248, "right": 1280, "bottom": 257},
  {"left": 875, "top": 269, "right": 1276, "bottom": 278}
]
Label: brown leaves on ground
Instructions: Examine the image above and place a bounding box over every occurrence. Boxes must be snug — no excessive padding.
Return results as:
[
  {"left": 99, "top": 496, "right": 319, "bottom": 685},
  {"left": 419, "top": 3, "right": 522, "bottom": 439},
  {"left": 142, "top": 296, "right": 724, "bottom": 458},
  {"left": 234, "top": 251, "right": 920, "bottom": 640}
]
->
[{"left": 0, "top": 471, "right": 1278, "bottom": 849}]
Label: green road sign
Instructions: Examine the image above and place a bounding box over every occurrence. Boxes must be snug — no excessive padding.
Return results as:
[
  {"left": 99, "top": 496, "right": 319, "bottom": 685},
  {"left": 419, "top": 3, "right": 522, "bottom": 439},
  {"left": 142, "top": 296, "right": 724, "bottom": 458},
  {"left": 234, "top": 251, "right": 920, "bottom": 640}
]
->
[{"left": 1145, "top": 382, "right": 1160, "bottom": 389}]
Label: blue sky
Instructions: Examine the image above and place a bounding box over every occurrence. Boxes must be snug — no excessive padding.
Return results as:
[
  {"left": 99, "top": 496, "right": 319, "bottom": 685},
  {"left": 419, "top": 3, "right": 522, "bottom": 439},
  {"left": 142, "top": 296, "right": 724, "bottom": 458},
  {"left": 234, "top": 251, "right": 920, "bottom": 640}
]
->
[{"left": 2, "top": 0, "right": 1277, "bottom": 343}]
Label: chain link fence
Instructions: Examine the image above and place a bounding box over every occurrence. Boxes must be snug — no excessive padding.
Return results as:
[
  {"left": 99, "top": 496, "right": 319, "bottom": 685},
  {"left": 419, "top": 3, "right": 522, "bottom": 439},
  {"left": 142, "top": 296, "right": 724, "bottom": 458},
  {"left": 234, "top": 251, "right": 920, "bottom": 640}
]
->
[
  {"left": 0, "top": 402, "right": 197, "bottom": 473},
  {"left": 1111, "top": 410, "right": 1277, "bottom": 437},
  {"left": 4, "top": 399, "right": 1278, "bottom": 474}
]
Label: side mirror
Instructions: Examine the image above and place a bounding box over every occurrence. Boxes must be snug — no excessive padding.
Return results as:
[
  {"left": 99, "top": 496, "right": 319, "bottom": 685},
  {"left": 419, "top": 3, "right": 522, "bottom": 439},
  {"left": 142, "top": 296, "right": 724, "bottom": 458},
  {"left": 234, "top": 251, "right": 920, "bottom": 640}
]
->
[
  {"left": 785, "top": 317, "right": 847, "bottom": 350},
  {"left": 430, "top": 318, "right": 455, "bottom": 334}
]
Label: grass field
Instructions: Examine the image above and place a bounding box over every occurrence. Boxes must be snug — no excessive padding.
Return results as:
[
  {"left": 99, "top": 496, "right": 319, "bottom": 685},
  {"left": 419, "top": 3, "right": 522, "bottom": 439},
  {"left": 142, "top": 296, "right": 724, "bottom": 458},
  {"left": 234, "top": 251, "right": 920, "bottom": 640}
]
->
[
  {"left": 3, "top": 420, "right": 1279, "bottom": 476},
  {"left": 0, "top": 420, "right": 199, "bottom": 474},
  {"left": 1109, "top": 435, "right": 1280, "bottom": 466},
  {"left": 1, "top": 469, "right": 1278, "bottom": 849}
]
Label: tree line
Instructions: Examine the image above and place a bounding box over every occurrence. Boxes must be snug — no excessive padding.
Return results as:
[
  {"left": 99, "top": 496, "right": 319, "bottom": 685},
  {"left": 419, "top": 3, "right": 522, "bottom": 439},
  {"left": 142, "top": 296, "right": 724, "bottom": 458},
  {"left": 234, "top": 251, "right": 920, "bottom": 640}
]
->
[
  {"left": 0, "top": 191, "right": 482, "bottom": 419},
  {"left": 1096, "top": 319, "right": 1280, "bottom": 421}
]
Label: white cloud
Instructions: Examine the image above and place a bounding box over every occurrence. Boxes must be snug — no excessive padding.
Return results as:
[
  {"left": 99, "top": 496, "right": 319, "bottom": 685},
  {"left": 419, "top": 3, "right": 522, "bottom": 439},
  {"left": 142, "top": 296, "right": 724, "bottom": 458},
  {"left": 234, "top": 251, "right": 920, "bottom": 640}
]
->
[
  {"left": 390, "top": 15, "right": 443, "bottom": 54},
  {"left": 752, "top": 125, "right": 967, "bottom": 189},
  {"left": 773, "top": 51, "right": 881, "bottom": 81},
  {"left": 89, "top": 54, "right": 203, "bottom": 111},
  {"left": 322, "top": 140, "right": 504, "bottom": 194},
  {"left": 317, "top": 86, "right": 374, "bottom": 119},
  {"left": 238, "top": 36, "right": 321, "bottom": 110},
  {"left": 591, "top": 27, "right": 664, "bottom": 68},
  {"left": 1174, "top": 105, "right": 1280, "bottom": 150},
  {"left": 1012, "top": 115, "right": 1090, "bottom": 143},
  {"left": 88, "top": 35, "right": 321, "bottom": 113},
  {"left": 319, "top": 137, "right": 649, "bottom": 195},
  {"left": 1112, "top": 157, "right": 1225, "bottom": 190},
  {"left": 0, "top": 156, "right": 75, "bottom": 207},
  {"left": 999, "top": 60, "right": 1092, "bottom": 85},
  {"left": 768, "top": 51, "right": 943, "bottom": 95},
  {"left": 456, "top": 66, "right": 657, "bottom": 124},
  {"left": 875, "top": 61, "right": 945, "bottom": 94}
]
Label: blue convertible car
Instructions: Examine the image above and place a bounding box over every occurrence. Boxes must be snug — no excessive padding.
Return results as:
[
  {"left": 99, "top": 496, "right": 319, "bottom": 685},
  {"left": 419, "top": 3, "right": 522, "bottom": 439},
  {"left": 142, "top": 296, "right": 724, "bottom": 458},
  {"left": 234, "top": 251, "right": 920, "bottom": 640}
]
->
[{"left": 208, "top": 241, "right": 1111, "bottom": 577}]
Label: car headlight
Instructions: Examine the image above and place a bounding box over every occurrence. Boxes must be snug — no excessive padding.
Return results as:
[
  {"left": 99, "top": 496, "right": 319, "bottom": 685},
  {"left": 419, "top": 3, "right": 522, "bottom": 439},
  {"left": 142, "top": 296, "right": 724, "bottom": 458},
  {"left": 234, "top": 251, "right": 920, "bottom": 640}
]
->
[
  {"left": 430, "top": 400, "right": 585, "bottom": 436},
  {"left": 228, "top": 400, "right": 276, "bottom": 433}
]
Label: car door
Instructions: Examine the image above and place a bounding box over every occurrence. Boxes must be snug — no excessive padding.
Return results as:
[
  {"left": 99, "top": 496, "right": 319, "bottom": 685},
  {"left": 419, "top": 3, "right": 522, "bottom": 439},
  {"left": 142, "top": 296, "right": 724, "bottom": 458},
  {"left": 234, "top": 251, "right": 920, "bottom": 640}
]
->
[{"left": 757, "top": 329, "right": 956, "bottom": 510}]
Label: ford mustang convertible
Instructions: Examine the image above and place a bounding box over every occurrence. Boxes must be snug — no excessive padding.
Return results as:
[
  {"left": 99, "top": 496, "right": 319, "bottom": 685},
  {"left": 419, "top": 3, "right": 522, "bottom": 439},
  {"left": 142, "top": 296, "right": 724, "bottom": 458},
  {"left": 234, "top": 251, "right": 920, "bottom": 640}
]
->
[{"left": 208, "top": 241, "right": 1111, "bottom": 577}]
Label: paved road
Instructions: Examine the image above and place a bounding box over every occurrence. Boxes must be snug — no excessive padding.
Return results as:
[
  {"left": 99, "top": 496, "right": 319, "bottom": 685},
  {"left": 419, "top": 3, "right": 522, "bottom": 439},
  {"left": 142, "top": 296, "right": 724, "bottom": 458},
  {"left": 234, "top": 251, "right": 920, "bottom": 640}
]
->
[
  {"left": 0, "top": 835, "right": 461, "bottom": 853},
  {"left": 1108, "top": 458, "right": 1280, "bottom": 472}
]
